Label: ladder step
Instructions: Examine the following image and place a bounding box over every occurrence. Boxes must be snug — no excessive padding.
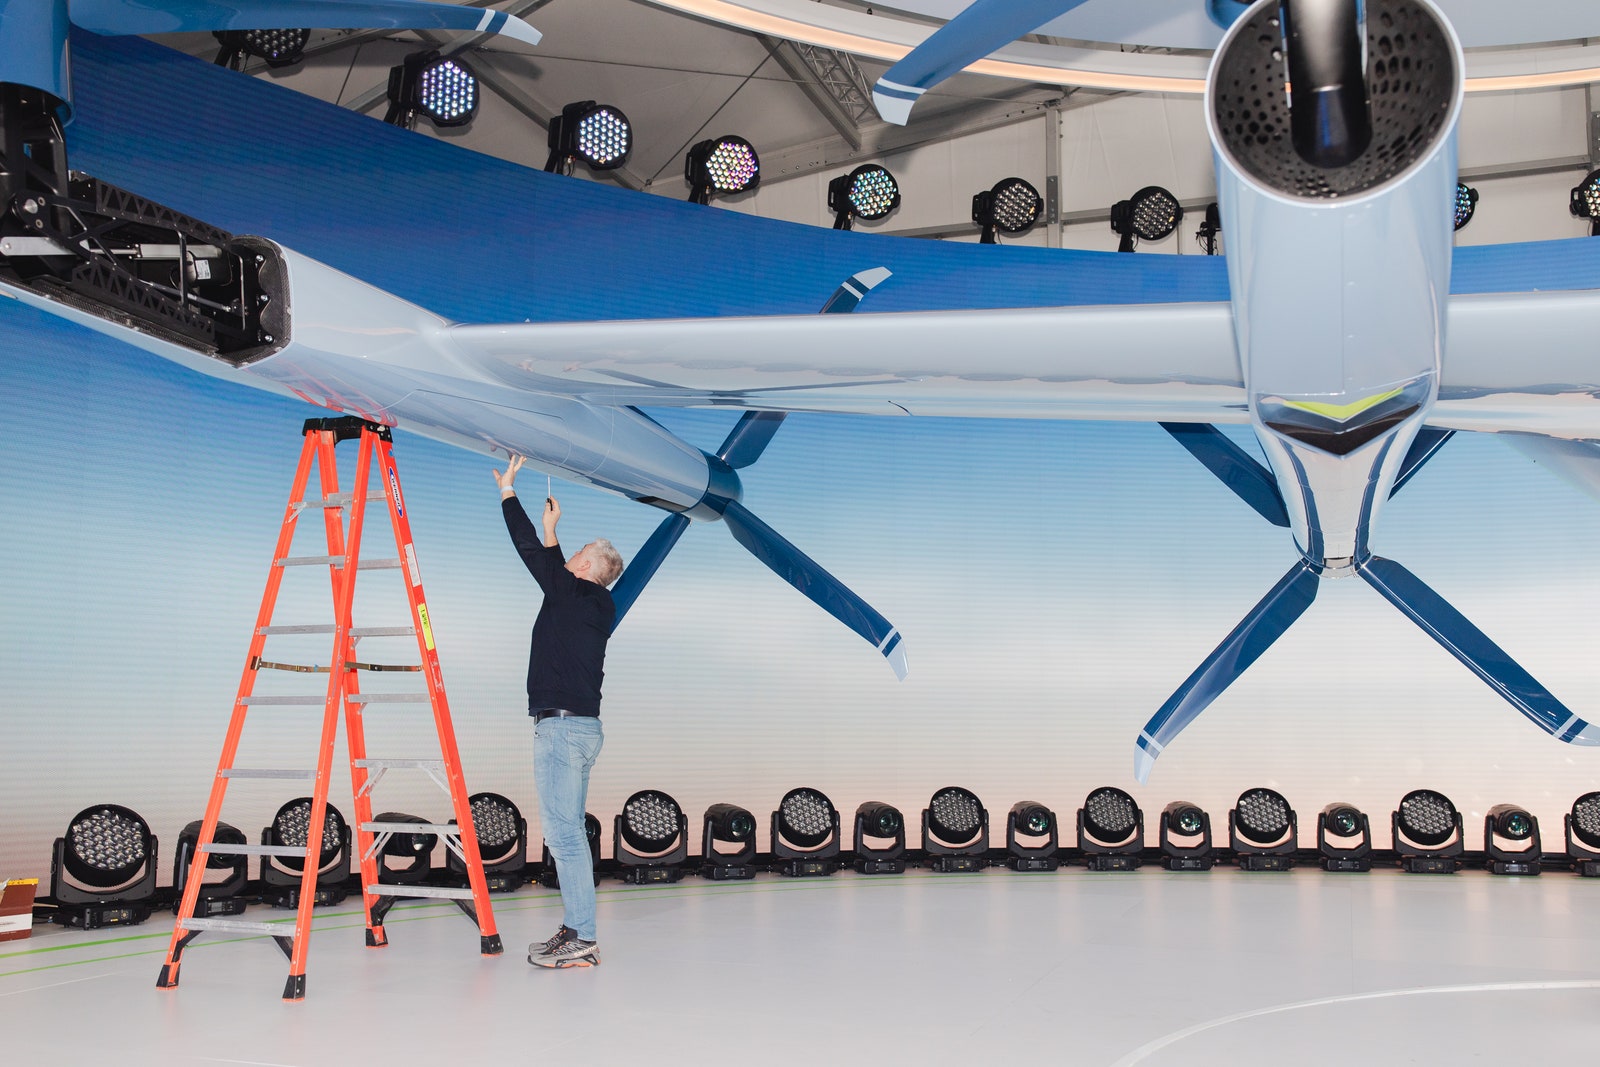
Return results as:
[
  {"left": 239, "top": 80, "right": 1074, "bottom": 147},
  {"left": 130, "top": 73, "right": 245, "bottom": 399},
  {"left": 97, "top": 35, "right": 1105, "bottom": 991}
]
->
[
  {"left": 355, "top": 759, "right": 445, "bottom": 771},
  {"left": 273, "top": 556, "right": 400, "bottom": 569},
  {"left": 361, "top": 822, "right": 458, "bottom": 835},
  {"left": 259, "top": 624, "right": 334, "bottom": 635},
  {"left": 365, "top": 884, "right": 475, "bottom": 900},
  {"left": 356, "top": 559, "right": 403, "bottom": 570},
  {"left": 257, "top": 624, "right": 415, "bottom": 636},
  {"left": 220, "top": 768, "right": 317, "bottom": 780},
  {"left": 239, "top": 695, "right": 326, "bottom": 705},
  {"left": 347, "top": 693, "right": 431, "bottom": 704},
  {"left": 202, "top": 843, "right": 308, "bottom": 857},
  {"left": 180, "top": 917, "right": 295, "bottom": 936}
]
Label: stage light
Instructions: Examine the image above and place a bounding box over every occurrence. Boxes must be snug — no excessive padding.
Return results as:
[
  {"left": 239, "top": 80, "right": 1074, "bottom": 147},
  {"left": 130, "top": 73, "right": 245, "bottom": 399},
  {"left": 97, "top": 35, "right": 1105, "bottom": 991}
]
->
[
  {"left": 545, "top": 101, "right": 633, "bottom": 174},
  {"left": 972, "top": 177, "right": 1043, "bottom": 243},
  {"left": 49, "top": 804, "right": 157, "bottom": 929},
  {"left": 1110, "top": 185, "right": 1183, "bottom": 252},
  {"left": 685, "top": 136, "right": 760, "bottom": 204},
  {"left": 771, "top": 787, "right": 841, "bottom": 876},
  {"left": 1570, "top": 170, "right": 1600, "bottom": 236},
  {"left": 1484, "top": 803, "right": 1541, "bottom": 876},
  {"left": 260, "top": 798, "right": 351, "bottom": 908},
  {"left": 385, "top": 51, "right": 479, "bottom": 130},
  {"left": 829, "top": 164, "right": 901, "bottom": 230},
  {"left": 1316, "top": 803, "right": 1372, "bottom": 872},
  {"left": 539, "top": 813, "right": 602, "bottom": 889},
  {"left": 922, "top": 786, "right": 988, "bottom": 872},
  {"left": 1229, "top": 787, "right": 1296, "bottom": 871},
  {"left": 1006, "top": 801, "right": 1059, "bottom": 871},
  {"left": 853, "top": 801, "right": 907, "bottom": 874},
  {"left": 369, "top": 811, "right": 438, "bottom": 887},
  {"left": 172, "top": 819, "right": 247, "bottom": 918},
  {"left": 1393, "top": 789, "right": 1464, "bottom": 873},
  {"left": 1454, "top": 183, "right": 1479, "bottom": 231},
  {"left": 701, "top": 803, "right": 758, "bottom": 880},
  {"left": 447, "top": 792, "right": 528, "bottom": 893},
  {"left": 1565, "top": 792, "right": 1600, "bottom": 876},
  {"left": 1159, "top": 801, "right": 1214, "bottom": 871},
  {"left": 1077, "top": 787, "right": 1143, "bottom": 871},
  {"left": 213, "top": 28, "right": 310, "bottom": 70},
  {"left": 614, "top": 790, "right": 689, "bottom": 883},
  {"left": 1196, "top": 202, "right": 1222, "bottom": 254}
]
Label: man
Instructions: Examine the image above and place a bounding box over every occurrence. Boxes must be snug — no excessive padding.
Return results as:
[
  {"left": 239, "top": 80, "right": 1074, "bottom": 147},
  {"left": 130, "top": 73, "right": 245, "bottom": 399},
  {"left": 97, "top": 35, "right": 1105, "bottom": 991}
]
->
[{"left": 494, "top": 454, "right": 624, "bottom": 969}]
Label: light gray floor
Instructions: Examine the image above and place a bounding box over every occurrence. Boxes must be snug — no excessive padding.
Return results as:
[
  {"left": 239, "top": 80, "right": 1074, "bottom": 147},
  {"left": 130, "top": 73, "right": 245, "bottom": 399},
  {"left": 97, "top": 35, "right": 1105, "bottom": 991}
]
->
[{"left": 3, "top": 866, "right": 1598, "bottom": 1065}]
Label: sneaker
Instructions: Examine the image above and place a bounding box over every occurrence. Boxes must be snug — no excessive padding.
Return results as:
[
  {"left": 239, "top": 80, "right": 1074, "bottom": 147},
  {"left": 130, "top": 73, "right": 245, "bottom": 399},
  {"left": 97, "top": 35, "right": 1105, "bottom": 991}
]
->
[
  {"left": 529, "top": 935, "right": 600, "bottom": 969},
  {"left": 528, "top": 925, "right": 576, "bottom": 960}
]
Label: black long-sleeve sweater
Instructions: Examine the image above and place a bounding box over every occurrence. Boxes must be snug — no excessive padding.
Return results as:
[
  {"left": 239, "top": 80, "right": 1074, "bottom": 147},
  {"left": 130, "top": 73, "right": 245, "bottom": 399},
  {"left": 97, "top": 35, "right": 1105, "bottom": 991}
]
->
[{"left": 502, "top": 496, "right": 616, "bottom": 716}]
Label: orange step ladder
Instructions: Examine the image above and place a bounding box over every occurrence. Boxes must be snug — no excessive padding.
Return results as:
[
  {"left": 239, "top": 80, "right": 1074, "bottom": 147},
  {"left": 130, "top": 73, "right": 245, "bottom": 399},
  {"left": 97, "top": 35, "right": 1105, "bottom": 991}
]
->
[{"left": 157, "top": 417, "right": 501, "bottom": 1000}]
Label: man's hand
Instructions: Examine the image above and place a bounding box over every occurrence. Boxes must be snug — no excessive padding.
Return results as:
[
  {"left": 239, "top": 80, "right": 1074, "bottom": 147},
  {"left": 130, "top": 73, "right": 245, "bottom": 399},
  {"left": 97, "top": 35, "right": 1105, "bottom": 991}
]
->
[
  {"left": 493, "top": 454, "right": 526, "bottom": 493},
  {"left": 542, "top": 495, "right": 561, "bottom": 546}
]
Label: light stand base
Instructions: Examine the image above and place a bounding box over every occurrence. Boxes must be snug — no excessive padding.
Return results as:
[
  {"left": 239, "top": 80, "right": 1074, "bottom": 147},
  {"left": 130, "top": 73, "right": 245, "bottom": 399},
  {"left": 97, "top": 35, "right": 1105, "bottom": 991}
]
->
[
  {"left": 54, "top": 902, "right": 152, "bottom": 929},
  {"left": 1489, "top": 859, "right": 1539, "bottom": 876},
  {"left": 778, "top": 859, "right": 834, "bottom": 877},
  {"left": 929, "top": 856, "right": 986, "bottom": 873},
  {"left": 701, "top": 864, "right": 757, "bottom": 880},
  {"left": 1162, "top": 855, "right": 1214, "bottom": 871},
  {"left": 1321, "top": 857, "right": 1371, "bottom": 872},
  {"left": 1238, "top": 855, "right": 1292, "bottom": 871},
  {"left": 1578, "top": 860, "right": 1600, "bottom": 877},
  {"left": 1085, "top": 855, "right": 1139, "bottom": 872},
  {"left": 1007, "top": 856, "right": 1059, "bottom": 872},
  {"left": 1401, "top": 856, "right": 1457, "bottom": 874},
  {"left": 619, "top": 866, "right": 684, "bottom": 885},
  {"left": 854, "top": 858, "right": 905, "bottom": 875}
]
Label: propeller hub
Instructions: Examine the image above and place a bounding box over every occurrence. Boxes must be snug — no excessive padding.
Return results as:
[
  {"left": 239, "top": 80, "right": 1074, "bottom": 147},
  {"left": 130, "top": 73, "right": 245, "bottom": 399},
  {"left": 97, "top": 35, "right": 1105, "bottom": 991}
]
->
[{"left": 681, "top": 453, "right": 743, "bottom": 523}]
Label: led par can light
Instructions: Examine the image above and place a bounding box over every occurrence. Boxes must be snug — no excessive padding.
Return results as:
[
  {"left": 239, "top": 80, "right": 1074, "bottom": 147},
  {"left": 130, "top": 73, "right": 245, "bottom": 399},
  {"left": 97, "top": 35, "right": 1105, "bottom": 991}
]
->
[
  {"left": 50, "top": 804, "right": 158, "bottom": 928},
  {"left": 614, "top": 790, "right": 690, "bottom": 883},
  {"left": 1006, "top": 801, "right": 1060, "bottom": 871},
  {"left": 701, "top": 803, "right": 758, "bottom": 880},
  {"left": 772, "top": 787, "right": 841, "bottom": 876},
  {"left": 1570, "top": 169, "right": 1600, "bottom": 235},
  {"left": 1316, "top": 803, "right": 1372, "bottom": 872},
  {"left": 213, "top": 28, "right": 310, "bottom": 69},
  {"left": 539, "top": 813, "right": 603, "bottom": 890},
  {"left": 545, "top": 100, "right": 633, "bottom": 173},
  {"left": 922, "top": 787, "right": 989, "bottom": 872},
  {"left": 1229, "top": 788, "right": 1297, "bottom": 871},
  {"left": 1159, "top": 801, "right": 1214, "bottom": 871},
  {"left": 1565, "top": 792, "right": 1600, "bottom": 876},
  {"left": 1110, "top": 185, "right": 1183, "bottom": 251},
  {"left": 685, "top": 135, "right": 760, "bottom": 203},
  {"left": 1484, "top": 804, "right": 1542, "bottom": 876},
  {"left": 972, "top": 177, "right": 1044, "bottom": 243},
  {"left": 447, "top": 792, "right": 528, "bottom": 892},
  {"left": 172, "top": 819, "right": 248, "bottom": 917},
  {"left": 1454, "top": 182, "right": 1478, "bottom": 231},
  {"left": 1393, "top": 789, "right": 1463, "bottom": 873},
  {"left": 829, "top": 164, "right": 900, "bottom": 230},
  {"left": 1077, "top": 787, "right": 1144, "bottom": 871},
  {"left": 852, "top": 801, "right": 907, "bottom": 874}
]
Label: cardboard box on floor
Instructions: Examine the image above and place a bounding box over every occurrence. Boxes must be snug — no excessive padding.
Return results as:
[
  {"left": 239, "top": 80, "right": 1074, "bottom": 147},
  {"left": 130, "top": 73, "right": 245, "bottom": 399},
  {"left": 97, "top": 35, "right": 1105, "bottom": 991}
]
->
[{"left": 1, "top": 879, "right": 39, "bottom": 941}]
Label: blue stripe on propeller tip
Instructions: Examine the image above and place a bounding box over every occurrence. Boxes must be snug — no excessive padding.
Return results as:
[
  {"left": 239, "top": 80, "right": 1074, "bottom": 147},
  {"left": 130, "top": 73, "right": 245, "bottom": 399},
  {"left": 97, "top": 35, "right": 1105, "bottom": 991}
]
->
[
  {"left": 1134, "top": 559, "right": 1320, "bottom": 782},
  {"left": 1358, "top": 555, "right": 1599, "bottom": 745}
]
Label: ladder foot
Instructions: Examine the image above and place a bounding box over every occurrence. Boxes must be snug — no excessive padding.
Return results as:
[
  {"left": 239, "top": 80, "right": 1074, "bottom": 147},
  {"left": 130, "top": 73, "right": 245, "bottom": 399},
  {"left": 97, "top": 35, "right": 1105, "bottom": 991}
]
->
[
  {"left": 481, "top": 933, "right": 503, "bottom": 956},
  {"left": 282, "top": 973, "right": 307, "bottom": 1001},
  {"left": 365, "top": 926, "right": 389, "bottom": 948},
  {"left": 155, "top": 962, "right": 180, "bottom": 988}
]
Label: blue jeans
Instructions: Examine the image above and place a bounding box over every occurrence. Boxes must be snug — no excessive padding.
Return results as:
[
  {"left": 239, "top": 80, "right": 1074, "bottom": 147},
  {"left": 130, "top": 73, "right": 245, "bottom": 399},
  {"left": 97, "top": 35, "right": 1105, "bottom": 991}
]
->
[{"left": 533, "top": 716, "right": 604, "bottom": 940}]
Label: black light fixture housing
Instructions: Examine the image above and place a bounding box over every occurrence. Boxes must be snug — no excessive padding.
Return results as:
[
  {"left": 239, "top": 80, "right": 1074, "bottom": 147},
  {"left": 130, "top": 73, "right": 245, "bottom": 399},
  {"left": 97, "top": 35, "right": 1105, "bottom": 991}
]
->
[
  {"left": 261, "top": 798, "right": 351, "bottom": 908},
  {"left": 829, "top": 164, "right": 901, "bottom": 230},
  {"left": 853, "top": 801, "right": 907, "bottom": 874},
  {"left": 172, "top": 819, "right": 248, "bottom": 918},
  {"left": 1077, "top": 787, "right": 1143, "bottom": 871},
  {"left": 49, "top": 804, "right": 158, "bottom": 928},
  {"left": 384, "top": 50, "right": 479, "bottom": 130},
  {"left": 538, "top": 812, "right": 602, "bottom": 889},
  {"left": 922, "top": 786, "right": 988, "bottom": 872},
  {"left": 1484, "top": 803, "right": 1541, "bottom": 876},
  {"left": 1159, "top": 801, "right": 1214, "bottom": 871},
  {"left": 614, "top": 790, "right": 690, "bottom": 883},
  {"left": 1569, "top": 169, "right": 1600, "bottom": 236},
  {"left": 1196, "top": 201, "right": 1222, "bottom": 254},
  {"left": 771, "top": 787, "right": 841, "bottom": 876},
  {"left": 545, "top": 100, "right": 633, "bottom": 174},
  {"left": 1229, "top": 788, "right": 1297, "bottom": 871},
  {"left": 1392, "top": 789, "right": 1464, "bottom": 873},
  {"left": 1006, "top": 801, "right": 1059, "bottom": 871},
  {"left": 972, "top": 177, "right": 1043, "bottom": 243},
  {"left": 213, "top": 28, "right": 310, "bottom": 70},
  {"left": 447, "top": 792, "right": 528, "bottom": 893},
  {"left": 701, "top": 803, "right": 758, "bottom": 880},
  {"left": 1317, "top": 803, "right": 1372, "bottom": 872},
  {"left": 1565, "top": 792, "right": 1600, "bottom": 876},
  {"left": 1110, "top": 185, "right": 1183, "bottom": 252},
  {"left": 685, "top": 135, "right": 760, "bottom": 204},
  {"left": 1454, "top": 182, "right": 1479, "bottom": 231},
  {"left": 371, "top": 811, "right": 437, "bottom": 887}
]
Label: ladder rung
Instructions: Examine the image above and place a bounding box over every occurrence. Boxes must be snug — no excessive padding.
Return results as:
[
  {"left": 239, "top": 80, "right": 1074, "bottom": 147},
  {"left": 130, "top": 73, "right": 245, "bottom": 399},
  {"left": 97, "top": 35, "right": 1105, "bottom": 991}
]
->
[
  {"left": 277, "top": 555, "right": 343, "bottom": 567},
  {"left": 220, "top": 768, "right": 317, "bottom": 780},
  {"left": 364, "top": 884, "right": 474, "bottom": 900},
  {"left": 201, "top": 843, "right": 307, "bottom": 857},
  {"left": 361, "top": 822, "right": 458, "bottom": 835},
  {"left": 180, "top": 917, "right": 295, "bottom": 936},
  {"left": 346, "top": 693, "right": 431, "bottom": 704},
  {"left": 351, "top": 626, "right": 415, "bottom": 637},
  {"left": 355, "top": 759, "right": 445, "bottom": 771},
  {"left": 239, "top": 695, "right": 326, "bottom": 705},
  {"left": 357, "top": 558, "right": 402, "bottom": 570},
  {"left": 259, "top": 624, "right": 334, "bottom": 635}
]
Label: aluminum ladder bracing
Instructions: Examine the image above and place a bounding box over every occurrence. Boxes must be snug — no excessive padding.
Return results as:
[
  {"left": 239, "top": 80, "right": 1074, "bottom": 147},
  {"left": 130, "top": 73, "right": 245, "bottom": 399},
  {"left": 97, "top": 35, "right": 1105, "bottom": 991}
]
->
[{"left": 157, "top": 417, "right": 501, "bottom": 1000}]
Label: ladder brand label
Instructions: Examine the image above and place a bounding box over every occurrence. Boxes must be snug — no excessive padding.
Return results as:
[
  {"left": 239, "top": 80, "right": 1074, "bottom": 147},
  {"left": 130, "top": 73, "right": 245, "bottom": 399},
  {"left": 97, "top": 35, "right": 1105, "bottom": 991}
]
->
[
  {"left": 404, "top": 544, "right": 422, "bottom": 587},
  {"left": 388, "top": 465, "right": 404, "bottom": 515},
  {"left": 417, "top": 603, "right": 436, "bottom": 650}
]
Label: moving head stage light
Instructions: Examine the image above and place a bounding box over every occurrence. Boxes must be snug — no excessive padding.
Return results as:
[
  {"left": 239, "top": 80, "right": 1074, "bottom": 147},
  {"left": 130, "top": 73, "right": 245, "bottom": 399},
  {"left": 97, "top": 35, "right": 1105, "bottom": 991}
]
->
[
  {"left": 1393, "top": 789, "right": 1464, "bottom": 873},
  {"left": 50, "top": 804, "right": 158, "bottom": 929},
  {"left": 173, "top": 819, "right": 248, "bottom": 917},
  {"left": 448, "top": 792, "right": 528, "bottom": 893},
  {"left": 370, "top": 812, "right": 437, "bottom": 887},
  {"left": 771, "top": 787, "right": 841, "bottom": 877},
  {"left": 1229, "top": 788, "right": 1297, "bottom": 871},
  {"left": 1078, "top": 787, "right": 1143, "bottom": 871},
  {"left": 1484, "top": 804, "right": 1541, "bottom": 876},
  {"left": 1317, "top": 803, "right": 1372, "bottom": 872},
  {"left": 614, "top": 791, "right": 690, "bottom": 883},
  {"left": 1006, "top": 801, "right": 1059, "bottom": 871},
  {"left": 539, "top": 813, "right": 602, "bottom": 889},
  {"left": 1566, "top": 792, "right": 1600, "bottom": 876},
  {"left": 1159, "top": 801, "right": 1214, "bottom": 871},
  {"left": 922, "top": 787, "right": 988, "bottom": 872},
  {"left": 702, "top": 803, "right": 758, "bottom": 880},
  {"left": 261, "top": 798, "right": 351, "bottom": 908},
  {"left": 854, "top": 802, "right": 907, "bottom": 874}
]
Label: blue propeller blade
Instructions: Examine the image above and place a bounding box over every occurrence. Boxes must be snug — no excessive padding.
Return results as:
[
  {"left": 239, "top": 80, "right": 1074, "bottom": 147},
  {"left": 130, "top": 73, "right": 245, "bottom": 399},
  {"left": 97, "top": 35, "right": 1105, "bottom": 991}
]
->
[
  {"left": 68, "top": 0, "right": 541, "bottom": 45},
  {"left": 1135, "top": 560, "right": 1320, "bottom": 782},
  {"left": 610, "top": 512, "right": 690, "bottom": 631},
  {"left": 1358, "top": 556, "right": 1600, "bottom": 746},
  {"left": 717, "top": 412, "right": 787, "bottom": 470},
  {"left": 874, "top": 0, "right": 1090, "bottom": 124},
  {"left": 1160, "top": 423, "right": 1290, "bottom": 527},
  {"left": 1390, "top": 427, "right": 1454, "bottom": 496},
  {"left": 720, "top": 499, "right": 906, "bottom": 680}
]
